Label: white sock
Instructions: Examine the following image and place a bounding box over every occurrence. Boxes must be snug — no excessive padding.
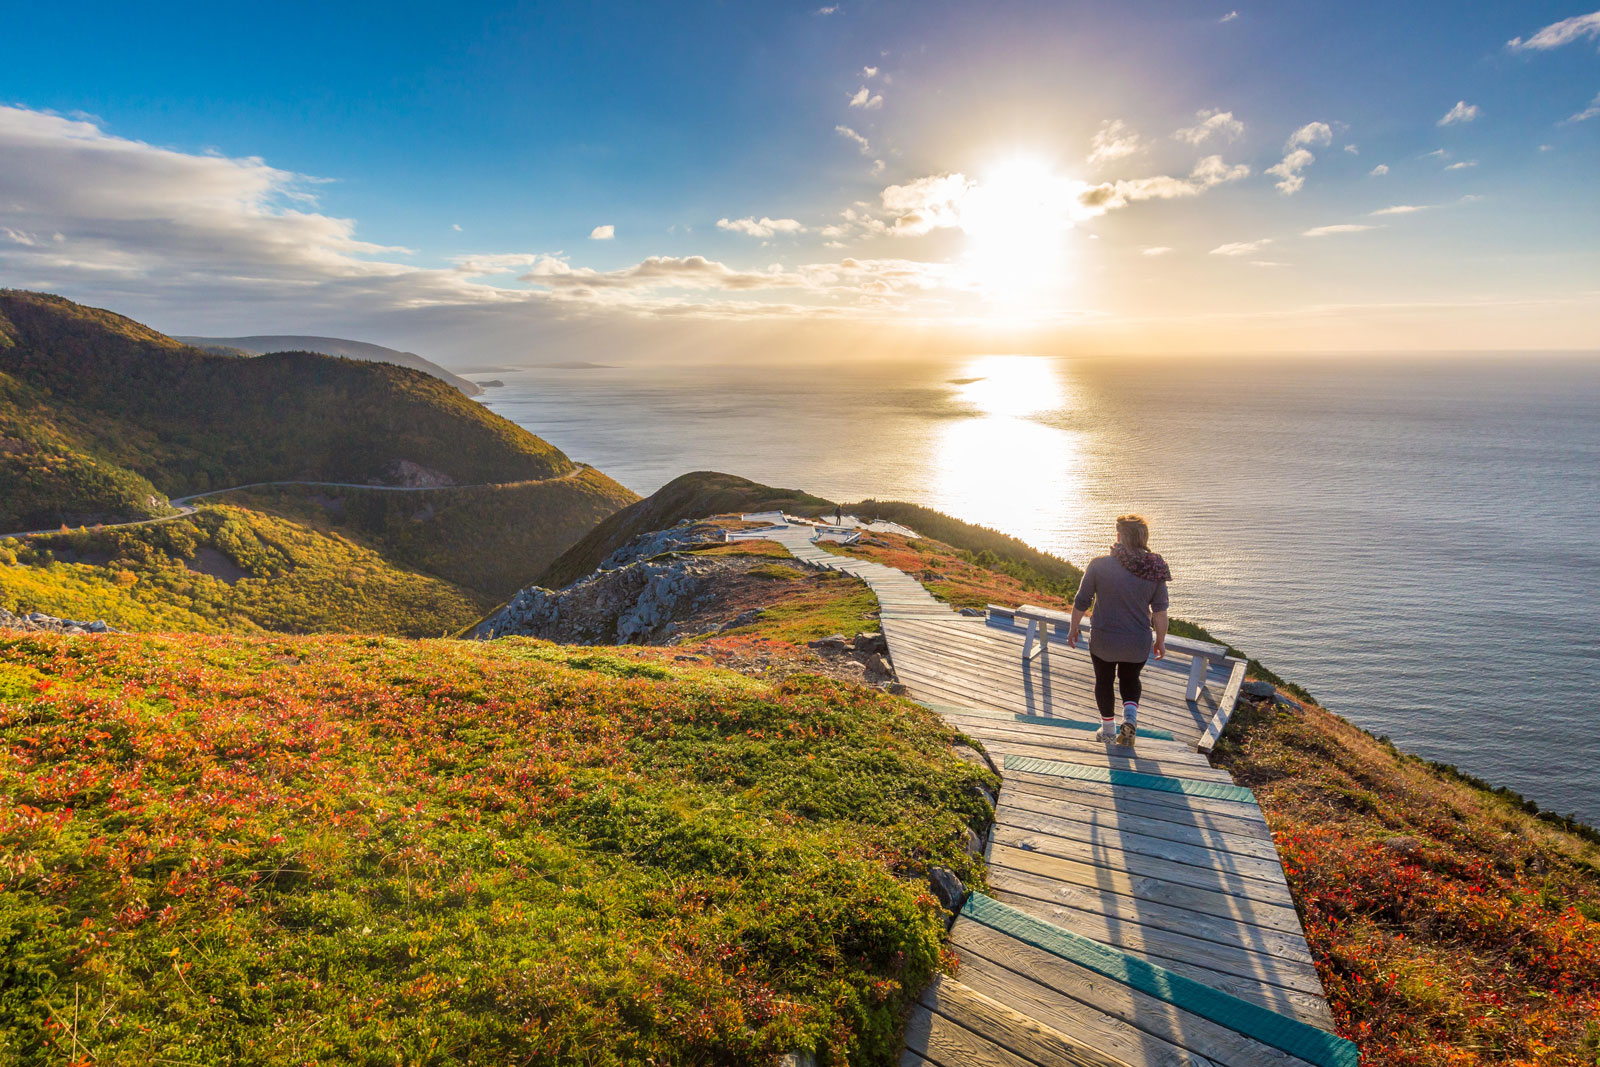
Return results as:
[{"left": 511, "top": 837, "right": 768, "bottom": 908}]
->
[
  {"left": 1122, "top": 702, "right": 1138, "bottom": 727},
  {"left": 1100, "top": 716, "right": 1115, "bottom": 734}
]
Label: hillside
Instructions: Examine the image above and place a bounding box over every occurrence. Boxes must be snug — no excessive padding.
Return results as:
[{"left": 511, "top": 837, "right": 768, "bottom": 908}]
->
[
  {"left": 0, "top": 505, "right": 486, "bottom": 636},
  {"left": 537, "top": 471, "right": 835, "bottom": 589},
  {"left": 0, "top": 291, "right": 576, "bottom": 529},
  {"left": 0, "top": 630, "right": 994, "bottom": 1064},
  {"left": 178, "top": 333, "right": 483, "bottom": 397}
]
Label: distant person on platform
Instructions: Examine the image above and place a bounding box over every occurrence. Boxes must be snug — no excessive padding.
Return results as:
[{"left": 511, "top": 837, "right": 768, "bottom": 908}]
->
[{"left": 1067, "top": 514, "right": 1171, "bottom": 746}]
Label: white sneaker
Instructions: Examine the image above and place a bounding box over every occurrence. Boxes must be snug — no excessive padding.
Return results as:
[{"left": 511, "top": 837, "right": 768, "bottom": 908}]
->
[
  {"left": 1096, "top": 722, "right": 1116, "bottom": 742},
  {"left": 1115, "top": 721, "right": 1137, "bottom": 747}
]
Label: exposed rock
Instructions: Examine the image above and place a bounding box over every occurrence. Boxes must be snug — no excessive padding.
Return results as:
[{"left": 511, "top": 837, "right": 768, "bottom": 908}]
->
[
  {"left": 861, "top": 652, "right": 892, "bottom": 679},
  {"left": 962, "top": 826, "right": 985, "bottom": 857},
  {"left": 808, "top": 634, "right": 850, "bottom": 653},
  {"left": 951, "top": 741, "right": 997, "bottom": 776},
  {"left": 959, "top": 607, "right": 985, "bottom": 617},
  {"left": 1241, "top": 680, "right": 1277, "bottom": 700},
  {"left": 598, "top": 522, "right": 726, "bottom": 573},
  {"left": 1275, "top": 693, "right": 1304, "bottom": 711},
  {"left": 776, "top": 1053, "right": 818, "bottom": 1067},
  {"left": 473, "top": 554, "right": 746, "bottom": 643},
  {"left": 886, "top": 682, "right": 910, "bottom": 696},
  {"left": 852, "top": 631, "right": 887, "bottom": 655},
  {"left": 0, "top": 607, "right": 119, "bottom": 634},
  {"left": 927, "top": 866, "right": 966, "bottom": 912}
]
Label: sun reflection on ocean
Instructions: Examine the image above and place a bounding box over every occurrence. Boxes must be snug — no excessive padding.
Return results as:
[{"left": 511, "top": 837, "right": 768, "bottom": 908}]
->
[{"left": 928, "top": 355, "right": 1084, "bottom": 551}]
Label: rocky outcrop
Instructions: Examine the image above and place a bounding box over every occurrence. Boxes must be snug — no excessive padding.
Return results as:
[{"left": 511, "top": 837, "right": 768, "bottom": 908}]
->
[
  {"left": 1, "top": 607, "right": 116, "bottom": 634},
  {"left": 473, "top": 553, "right": 755, "bottom": 644}
]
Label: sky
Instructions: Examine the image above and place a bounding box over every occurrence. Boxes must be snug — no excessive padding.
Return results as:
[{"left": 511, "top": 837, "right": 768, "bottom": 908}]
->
[{"left": 2, "top": 0, "right": 1598, "bottom": 363}]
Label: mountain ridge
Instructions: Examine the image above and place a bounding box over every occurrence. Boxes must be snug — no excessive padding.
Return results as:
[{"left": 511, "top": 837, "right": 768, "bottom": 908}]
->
[{"left": 178, "top": 333, "right": 482, "bottom": 396}]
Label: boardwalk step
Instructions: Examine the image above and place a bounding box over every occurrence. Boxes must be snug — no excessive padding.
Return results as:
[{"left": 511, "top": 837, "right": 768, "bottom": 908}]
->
[
  {"left": 920, "top": 700, "right": 1179, "bottom": 741},
  {"left": 961, "top": 893, "right": 1359, "bottom": 1067},
  {"left": 903, "top": 974, "right": 1135, "bottom": 1067},
  {"left": 1002, "top": 754, "right": 1258, "bottom": 804}
]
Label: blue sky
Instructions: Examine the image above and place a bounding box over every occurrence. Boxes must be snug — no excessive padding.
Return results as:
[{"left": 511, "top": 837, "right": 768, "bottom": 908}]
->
[{"left": 2, "top": 1, "right": 1597, "bottom": 360}]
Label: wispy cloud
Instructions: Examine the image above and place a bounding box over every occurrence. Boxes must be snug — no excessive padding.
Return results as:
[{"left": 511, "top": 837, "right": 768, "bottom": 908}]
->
[
  {"left": 1173, "top": 109, "right": 1243, "bottom": 145},
  {"left": 835, "top": 125, "right": 872, "bottom": 154},
  {"left": 1211, "top": 239, "right": 1272, "bottom": 256},
  {"left": 1369, "top": 163, "right": 1389, "bottom": 176},
  {"left": 860, "top": 65, "right": 879, "bottom": 79},
  {"left": 1303, "top": 223, "right": 1381, "bottom": 237},
  {"left": 1445, "top": 160, "right": 1477, "bottom": 170},
  {"left": 1287, "top": 121, "right": 1333, "bottom": 148},
  {"left": 1507, "top": 11, "right": 1600, "bottom": 51},
  {"left": 716, "top": 216, "right": 806, "bottom": 237},
  {"left": 1219, "top": 10, "right": 1238, "bottom": 22},
  {"left": 880, "top": 173, "right": 972, "bottom": 236},
  {"left": 1250, "top": 260, "right": 1289, "bottom": 268},
  {"left": 815, "top": 4, "right": 838, "bottom": 14},
  {"left": 1437, "top": 101, "right": 1480, "bottom": 126},
  {"left": 1568, "top": 91, "right": 1600, "bottom": 123},
  {"left": 1266, "top": 148, "right": 1315, "bottom": 194},
  {"left": 1077, "top": 155, "right": 1249, "bottom": 212},
  {"left": 1371, "top": 204, "right": 1426, "bottom": 215},
  {"left": 451, "top": 223, "right": 463, "bottom": 232},
  {"left": 849, "top": 86, "right": 883, "bottom": 110},
  {"left": 588, "top": 224, "right": 614, "bottom": 240},
  {"left": 1087, "top": 119, "right": 1144, "bottom": 166},
  {"left": 1141, "top": 246, "right": 1174, "bottom": 256},
  {"left": 1343, "top": 144, "right": 1360, "bottom": 154}
]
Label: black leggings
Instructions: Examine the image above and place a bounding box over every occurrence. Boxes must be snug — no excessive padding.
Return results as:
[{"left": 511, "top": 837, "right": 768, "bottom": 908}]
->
[{"left": 1091, "top": 653, "right": 1144, "bottom": 718}]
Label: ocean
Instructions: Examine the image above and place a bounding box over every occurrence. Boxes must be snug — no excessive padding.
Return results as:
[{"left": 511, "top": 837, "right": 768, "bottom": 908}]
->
[{"left": 475, "top": 353, "right": 1600, "bottom": 825}]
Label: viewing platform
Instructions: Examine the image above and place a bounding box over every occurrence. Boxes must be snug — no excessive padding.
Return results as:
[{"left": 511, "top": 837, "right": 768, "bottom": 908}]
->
[{"left": 733, "top": 515, "right": 1356, "bottom": 1067}]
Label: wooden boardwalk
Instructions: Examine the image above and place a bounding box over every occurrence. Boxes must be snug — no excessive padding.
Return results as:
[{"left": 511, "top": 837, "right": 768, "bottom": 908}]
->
[{"left": 733, "top": 517, "right": 1357, "bottom": 1067}]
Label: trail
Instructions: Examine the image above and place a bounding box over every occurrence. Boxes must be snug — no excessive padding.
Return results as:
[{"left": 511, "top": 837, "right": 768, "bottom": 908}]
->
[{"left": 0, "top": 464, "right": 593, "bottom": 540}]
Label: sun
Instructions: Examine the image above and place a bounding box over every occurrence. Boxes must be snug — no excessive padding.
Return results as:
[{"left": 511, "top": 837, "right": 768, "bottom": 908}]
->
[{"left": 958, "top": 156, "right": 1080, "bottom": 309}]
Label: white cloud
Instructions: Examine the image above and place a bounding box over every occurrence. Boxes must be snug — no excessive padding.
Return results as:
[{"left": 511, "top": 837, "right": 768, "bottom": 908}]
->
[
  {"left": 1250, "top": 260, "right": 1289, "bottom": 268},
  {"left": 1445, "top": 160, "right": 1478, "bottom": 170},
  {"left": 1210, "top": 239, "right": 1272, "bottom": 256},
  {"left": 1173, "top": 109, "right": 1244, "bottom": 145},
  {"left": 1088, "top": 119, "right": 1144, "bottom": 166},
  {"left": 861, "top": 65, "right": 879, "bottom": 78},
  {"left": 452, "top": 252, "right": 559, "bottom": 275},
  {"left": 1219, "top": 10, "right": 1238, "bottom": 22},
  {"left": 835, "top": 125, "right": 872, "bottom": 154},
  {"left": 1344, "top": 144, "right": 1360, "bottom": 154},
  {"left": 1141, "top": 246, "right": 1174, "bottom": 256},
  {"left": 849, "top": 87, "right": 883, "bottom": 110},
  {"left": 1371, "top": 204, "right": 1426, "bottom": 215},
  {"left": 1303, "top": 223, "right": 1380, "bottom": 237},
  {"left": 1189, "top": 154, "right": 1251, "bottom": 187},
  {"left": 815, "top": 4, "right": 838, "bottom": 13},
  {"left": 1507, "top": 11, "right": 1600, "bottom": 50},
  {"left": 870, "top": 159, "right": 885, "bottom": 176},
  {"left": 451, "top": 223, "right": 462, "bottom": 232},
  {"left": 1568, "top": 91, "right": 1600, "bottom": 123},
  {"left": 1437, "top": 101, "right": 1480, "bottom": 126},
  {"left": 589, "top": 224, "right": 614, "bottom": 240},
  {"left": 716, "top": 216, "right": 806, "bottom": 238},
  {"left": 880, "top": 173, "right": 973, "bottom": 235},
  {"left": 1287, "top": 121, "right": 1333, "bottom": 148},
  {"left": 1369, "top": 163, "right": 1390, "bottom": 176},
  {"left": 1266, "top": 148, "right": 1315, "bottom": 194}
]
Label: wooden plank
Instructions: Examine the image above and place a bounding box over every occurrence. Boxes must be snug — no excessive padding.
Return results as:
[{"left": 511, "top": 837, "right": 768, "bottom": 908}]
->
[
  {"left": 1197, "top": 661, "right": 1248, "bottom": 754},
  {"left": 902, "top": 670, "right": 1207, "bottom": 744},
  {"left": 996, "top": 791, "right": 1285, "bottom": 862},
  {"left": 1000, "top": 773, "right": 1272, "bottom": 834},
  {"left": 984, "top": 888, "right": 1326, "bottom": 997},
  {"left": 990, "top": 826, "right": 1300, "bottom": 910},
  {"left": 939, "top": 720, "right": 1226, "bottom": 779},
  {"left": 987, "top": 863, "right": 1312, "bottom": 955},
  {"left": 975, "top": 737, "right": 1236, "bottom": 785},
  {"left": 988, "top": 843, "right": 1304, "bottom": 936},
  {"left": 901, "top": 1001, "right": 1046, "bottom": 1067},
  {"left": 918, "top": 975, "right": 1135, "bottom": 1067},
  {"left": 953, "top": 923, "right": 1326, "bottom": 1067},
  {"left": 988, "top": 821, "right": 1293, "bottom": 900}
]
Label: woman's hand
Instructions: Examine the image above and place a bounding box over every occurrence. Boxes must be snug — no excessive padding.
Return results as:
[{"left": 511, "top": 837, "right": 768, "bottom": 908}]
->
[
  {"left": 1152, "top": 634, "right": 1166, "bottom": 660},
  {"left": 1067, "top": 623, "right": 1080, "bottom": 648}
]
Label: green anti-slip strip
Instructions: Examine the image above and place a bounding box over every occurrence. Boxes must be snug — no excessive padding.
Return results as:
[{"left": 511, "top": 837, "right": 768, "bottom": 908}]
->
[
  {"left": 1003, "top": 753, "right": 1257, "bottom": 804},
  {"left": 919, "top": 701, "right": 1178, "bottom": 742},
  {"left": 962, "top": 892, "right": 1359, "bottom": 1067}
]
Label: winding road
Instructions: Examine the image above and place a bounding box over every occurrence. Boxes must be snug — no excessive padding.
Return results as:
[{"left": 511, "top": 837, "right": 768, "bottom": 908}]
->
[{"left": 0, "top": 465, "right": 593, "bottom": 540}]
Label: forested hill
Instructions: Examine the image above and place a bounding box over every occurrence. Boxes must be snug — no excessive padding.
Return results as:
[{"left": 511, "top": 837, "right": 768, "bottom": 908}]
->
[
  {"left": 0, "top": 291, "right": 574, "bottom": 529},
  {"left": 178, "top": 333, "right": 482, "bottom": 397}
]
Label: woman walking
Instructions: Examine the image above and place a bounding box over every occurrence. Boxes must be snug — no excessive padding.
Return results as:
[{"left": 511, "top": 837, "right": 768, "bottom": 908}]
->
[{"left": 1067, "top": 514, "right": 1171, "bottom": 746}]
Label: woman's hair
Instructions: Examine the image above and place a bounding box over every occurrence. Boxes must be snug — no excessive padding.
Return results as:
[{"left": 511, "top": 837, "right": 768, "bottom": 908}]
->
[{"left": 1116, "top": 514, "right": 1150, "bottom": 552}]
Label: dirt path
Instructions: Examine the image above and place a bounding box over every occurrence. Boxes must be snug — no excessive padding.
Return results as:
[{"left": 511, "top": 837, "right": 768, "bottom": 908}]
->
[{"left": 1, "top": 465, "right": 592, "bottom": 540}]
